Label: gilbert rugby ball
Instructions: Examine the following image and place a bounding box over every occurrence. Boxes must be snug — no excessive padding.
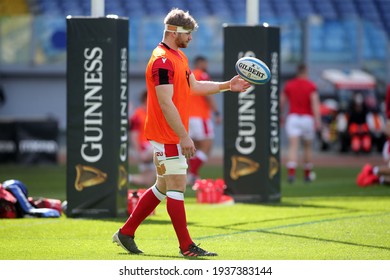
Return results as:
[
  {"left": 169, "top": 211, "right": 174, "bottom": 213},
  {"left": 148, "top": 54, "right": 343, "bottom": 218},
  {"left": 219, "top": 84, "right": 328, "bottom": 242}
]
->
[{"left": 235, "top": 57, "right": 271, "bottom": 85}]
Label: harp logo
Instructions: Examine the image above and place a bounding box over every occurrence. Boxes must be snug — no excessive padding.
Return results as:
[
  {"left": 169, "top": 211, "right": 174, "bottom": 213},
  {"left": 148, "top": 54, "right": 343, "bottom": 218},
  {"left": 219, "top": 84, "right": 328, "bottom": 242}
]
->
[
  {"left": 118, "top": 165, "right": 128, "bottom": 190},
  {"left": 230, "top": 155, "right": 260, "bottom": 180},
  {"left": 156, "top": 161, "right": 166, "bottom": 176},
  {"left": 269, "top": 156, "right": 279, "bottom": 179},
  {"left": 74, "top": 164, "right": 107, "bottom": 191}
]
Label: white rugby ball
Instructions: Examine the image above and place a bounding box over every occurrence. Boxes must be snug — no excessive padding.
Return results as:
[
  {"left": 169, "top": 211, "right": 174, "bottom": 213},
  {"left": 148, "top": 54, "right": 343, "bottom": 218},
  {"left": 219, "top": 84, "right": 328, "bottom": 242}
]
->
[{"left": 235, "top": 57, "right": 271, "bottom": 85}]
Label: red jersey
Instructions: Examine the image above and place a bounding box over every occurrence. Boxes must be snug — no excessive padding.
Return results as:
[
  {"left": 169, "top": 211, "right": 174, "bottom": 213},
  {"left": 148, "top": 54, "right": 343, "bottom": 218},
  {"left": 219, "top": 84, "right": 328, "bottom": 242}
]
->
[
  {"left": 283, "top": 77, "right": 317, "bottom": 116},
  {"left": 189, "top": 69, "right": 212, "bottom": 120},
  {"left": 144, "top": 43, "right": 191, "bottom": 144}
]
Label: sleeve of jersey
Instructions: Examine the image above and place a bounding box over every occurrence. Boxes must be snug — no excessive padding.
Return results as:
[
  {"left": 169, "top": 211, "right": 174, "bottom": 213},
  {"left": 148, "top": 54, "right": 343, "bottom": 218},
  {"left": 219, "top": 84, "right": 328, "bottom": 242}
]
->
[{"left": 152, "top": 58, "right": 174, "bottom": 86}]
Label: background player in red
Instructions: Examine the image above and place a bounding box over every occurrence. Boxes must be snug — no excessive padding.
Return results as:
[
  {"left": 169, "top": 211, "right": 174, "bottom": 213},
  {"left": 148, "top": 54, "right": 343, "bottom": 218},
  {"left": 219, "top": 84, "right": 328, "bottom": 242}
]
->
[
  {"left": 187, "top": 56, "right": 222, "bottom": 185},
  {"left": 112, "top": 8, "right": 250, "bottom": 257},
  {"left": 128, "top": 90, "right": 156, "bottom": 187},
  {"left": 281, "top": 63, "right": 321, "bottom": 183}
]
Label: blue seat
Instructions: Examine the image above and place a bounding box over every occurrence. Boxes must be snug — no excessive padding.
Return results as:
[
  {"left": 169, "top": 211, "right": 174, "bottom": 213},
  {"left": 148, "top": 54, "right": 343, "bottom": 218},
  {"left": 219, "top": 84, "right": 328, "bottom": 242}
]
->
[
  {"left": 274, "top": 2, "right": 296, "bottom": 19},
  {"left": 61, "top": 2, "right": 84, "bottom": 16},
  {"left": 143, "top": 1, "right": 165, "bottom": 15},
  {"left": 311, "top": 0, "right": 338, "bottom": 19},
  {"left": 39, "top": 1, "right": 61, "bottom": 15},
  {"left": 292, "top": 0, "right": 315, "bottom": 19},
  {"left": 334, "top": 0, "right": 358, "bottom": 18},
  {"left": 355, "top": 0, "right": 383, "bottom": 28},
  {"left": 187, "top": 2, "right": 209, "bottom": 18},
  {"left": 209, "top": 3, "right": 232, "bottom": 17},
  {"left": 166, "top": 0, "right": 189, "bottom": 11}
]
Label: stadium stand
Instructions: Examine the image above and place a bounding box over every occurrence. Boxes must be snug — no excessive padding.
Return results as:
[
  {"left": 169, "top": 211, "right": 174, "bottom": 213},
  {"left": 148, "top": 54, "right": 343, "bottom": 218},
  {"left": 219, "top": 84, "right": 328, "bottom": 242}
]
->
[
  {"left": 18, "top": 0, "right": 389, "bottom": 36},
  {"left": 0, "top": 0, "right": 388, "bottom": 76}
]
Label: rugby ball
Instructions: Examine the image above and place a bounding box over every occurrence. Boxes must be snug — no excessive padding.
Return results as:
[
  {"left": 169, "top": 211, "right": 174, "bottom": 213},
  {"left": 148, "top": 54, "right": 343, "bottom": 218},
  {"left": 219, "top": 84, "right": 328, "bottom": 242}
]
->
[{"left": 235, "top": 57, "right": 271, "bottom": 85}]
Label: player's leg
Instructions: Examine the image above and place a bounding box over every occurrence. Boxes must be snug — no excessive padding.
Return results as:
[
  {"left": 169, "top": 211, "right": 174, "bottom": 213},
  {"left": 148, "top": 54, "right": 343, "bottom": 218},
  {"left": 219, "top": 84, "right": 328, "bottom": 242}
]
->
[
  {"left": 164, "top": 173, "right": 194, "bottom": 252},
  {"left": 285, "top": 114, "right": 300, "bottom": 183},
  {"left": 303, "top": 138, "right": 314, "bottom": 182},
  {"left": 165, "top": 173, "right": 217, "bottom": 257},
  {"left": 302, "top": 115, "right": 316, "bottom": 182},
  {"left": 113, "top": 173, "right": 165, "bottom": 254},
  {"left": 162, "top": 144, "right": 217, "bottom": 256},
  {"left": 113, "top": 150, "right": 166, "bottom": 254},
  {"left": 121, "top": 151, "right": 167, "bottom": 232},
  {"left": 287, "top": 136, "right": 299, "bottom": 182}
]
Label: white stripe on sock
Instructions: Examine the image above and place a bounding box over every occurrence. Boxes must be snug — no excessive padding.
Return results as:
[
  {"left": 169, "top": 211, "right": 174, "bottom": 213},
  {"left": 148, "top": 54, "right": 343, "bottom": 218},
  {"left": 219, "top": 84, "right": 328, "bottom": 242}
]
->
[
  {"left": 286, "top": 161, "right": 297, "bottom": 168},
  {"left": 195, "top": 150, "right": 208, "bottom": 162},
  {"left": 151, "top": 185, "right": 166, "bottom": 201},
  {"left": 166, "top": 190, "right": 184, "bottom": 201}
]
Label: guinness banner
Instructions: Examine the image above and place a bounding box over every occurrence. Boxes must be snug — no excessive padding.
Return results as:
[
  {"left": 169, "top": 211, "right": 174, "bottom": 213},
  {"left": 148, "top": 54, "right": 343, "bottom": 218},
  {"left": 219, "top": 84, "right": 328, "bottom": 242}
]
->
[
  {"left": 66, "top": 17, "right": 129, "bottom": 218},
  {"left": 224, "top": 26, "right": 281, "bottom": 203}
]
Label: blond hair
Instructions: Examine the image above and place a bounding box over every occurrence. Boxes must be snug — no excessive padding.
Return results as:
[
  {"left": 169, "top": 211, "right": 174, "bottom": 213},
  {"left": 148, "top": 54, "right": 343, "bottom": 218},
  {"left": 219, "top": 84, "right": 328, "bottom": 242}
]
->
[{"left": 164, "top": 8, "right": 198, "bottom": 32}]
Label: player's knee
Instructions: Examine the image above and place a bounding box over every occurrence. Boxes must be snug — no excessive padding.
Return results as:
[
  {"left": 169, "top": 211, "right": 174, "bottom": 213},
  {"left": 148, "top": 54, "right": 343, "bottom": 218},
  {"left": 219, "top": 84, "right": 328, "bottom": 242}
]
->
[{"left": 163, "top": 158, "right": 188, "bottom": 175}]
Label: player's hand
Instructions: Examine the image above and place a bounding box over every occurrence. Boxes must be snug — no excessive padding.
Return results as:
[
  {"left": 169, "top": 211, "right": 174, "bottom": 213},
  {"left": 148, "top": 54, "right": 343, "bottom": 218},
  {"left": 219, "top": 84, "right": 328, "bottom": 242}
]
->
[
  {"left": 230, "top": 75, "right": 251, "bottom": 92},
  {"left": 179, "top": 135, "right": 196, "bottom": 159}
]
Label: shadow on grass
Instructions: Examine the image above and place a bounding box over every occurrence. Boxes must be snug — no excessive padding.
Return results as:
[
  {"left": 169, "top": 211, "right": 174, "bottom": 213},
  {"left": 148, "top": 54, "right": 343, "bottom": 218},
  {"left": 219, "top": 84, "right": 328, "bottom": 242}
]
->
[
  {"left": 196, "top": 212, "right": 390, "bottom": 252},
  {"left": 196, "top": 201, "right": 361, "bottom": 230},
  {"left": 243, "top": 201, "right": 359, "bottom": 210},
  {"left": 260, "top": 230, "right": 390, "bottom": 252},
  {"left": 206, "top": 209, "right": 360, "bottom": 229}
]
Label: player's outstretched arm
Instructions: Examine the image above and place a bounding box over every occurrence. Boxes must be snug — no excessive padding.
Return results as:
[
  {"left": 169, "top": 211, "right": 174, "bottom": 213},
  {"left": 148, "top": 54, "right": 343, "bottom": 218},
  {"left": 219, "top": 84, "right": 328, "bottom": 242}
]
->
[{"left": 190, "top": 74, "right": 250, "bottom": 96}]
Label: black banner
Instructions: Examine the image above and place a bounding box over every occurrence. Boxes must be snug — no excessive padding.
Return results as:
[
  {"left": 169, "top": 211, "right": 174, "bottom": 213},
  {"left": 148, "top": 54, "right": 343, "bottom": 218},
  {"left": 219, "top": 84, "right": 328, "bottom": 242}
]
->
[
  {"left": 0, "top": 119, "right": 58, "bottom": 164},
  {"left": 16, "top": 120, "right": 59, "bottom": 164},
  {"left": 66, "top": 17, "right": 129, "bottom": 218},
  {"left": 223, "top": 26, "right": 281, "bottom": 203},
  {"left": 0, "top": 121, "right": 16, "bottom": 163}
]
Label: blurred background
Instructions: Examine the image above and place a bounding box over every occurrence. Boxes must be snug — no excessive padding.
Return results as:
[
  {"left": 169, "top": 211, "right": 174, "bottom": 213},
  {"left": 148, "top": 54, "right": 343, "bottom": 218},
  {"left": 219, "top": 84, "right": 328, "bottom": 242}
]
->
[{"left": 0, "top": 0, "right": 389, "bottom": 164}]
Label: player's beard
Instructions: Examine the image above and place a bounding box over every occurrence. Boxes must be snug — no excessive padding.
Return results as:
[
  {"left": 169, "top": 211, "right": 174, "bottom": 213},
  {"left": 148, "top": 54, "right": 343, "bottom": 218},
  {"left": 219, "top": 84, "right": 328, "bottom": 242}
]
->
[{"left": 175, "top": 34, "right": 190, "bottom": 48}]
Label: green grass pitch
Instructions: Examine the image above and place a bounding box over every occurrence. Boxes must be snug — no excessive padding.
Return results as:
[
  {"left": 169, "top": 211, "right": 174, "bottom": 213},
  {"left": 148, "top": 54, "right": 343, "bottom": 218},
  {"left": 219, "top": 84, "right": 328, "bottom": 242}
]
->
[{"left": 0, "top": 164, "right": 389, "bottom": 260}]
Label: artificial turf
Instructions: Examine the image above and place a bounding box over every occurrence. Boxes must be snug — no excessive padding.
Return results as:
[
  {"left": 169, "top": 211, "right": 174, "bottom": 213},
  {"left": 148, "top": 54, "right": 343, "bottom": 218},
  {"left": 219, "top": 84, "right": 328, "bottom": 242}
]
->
[{"left": 0, "top": 164, "right": 389, "bottom": 260}]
